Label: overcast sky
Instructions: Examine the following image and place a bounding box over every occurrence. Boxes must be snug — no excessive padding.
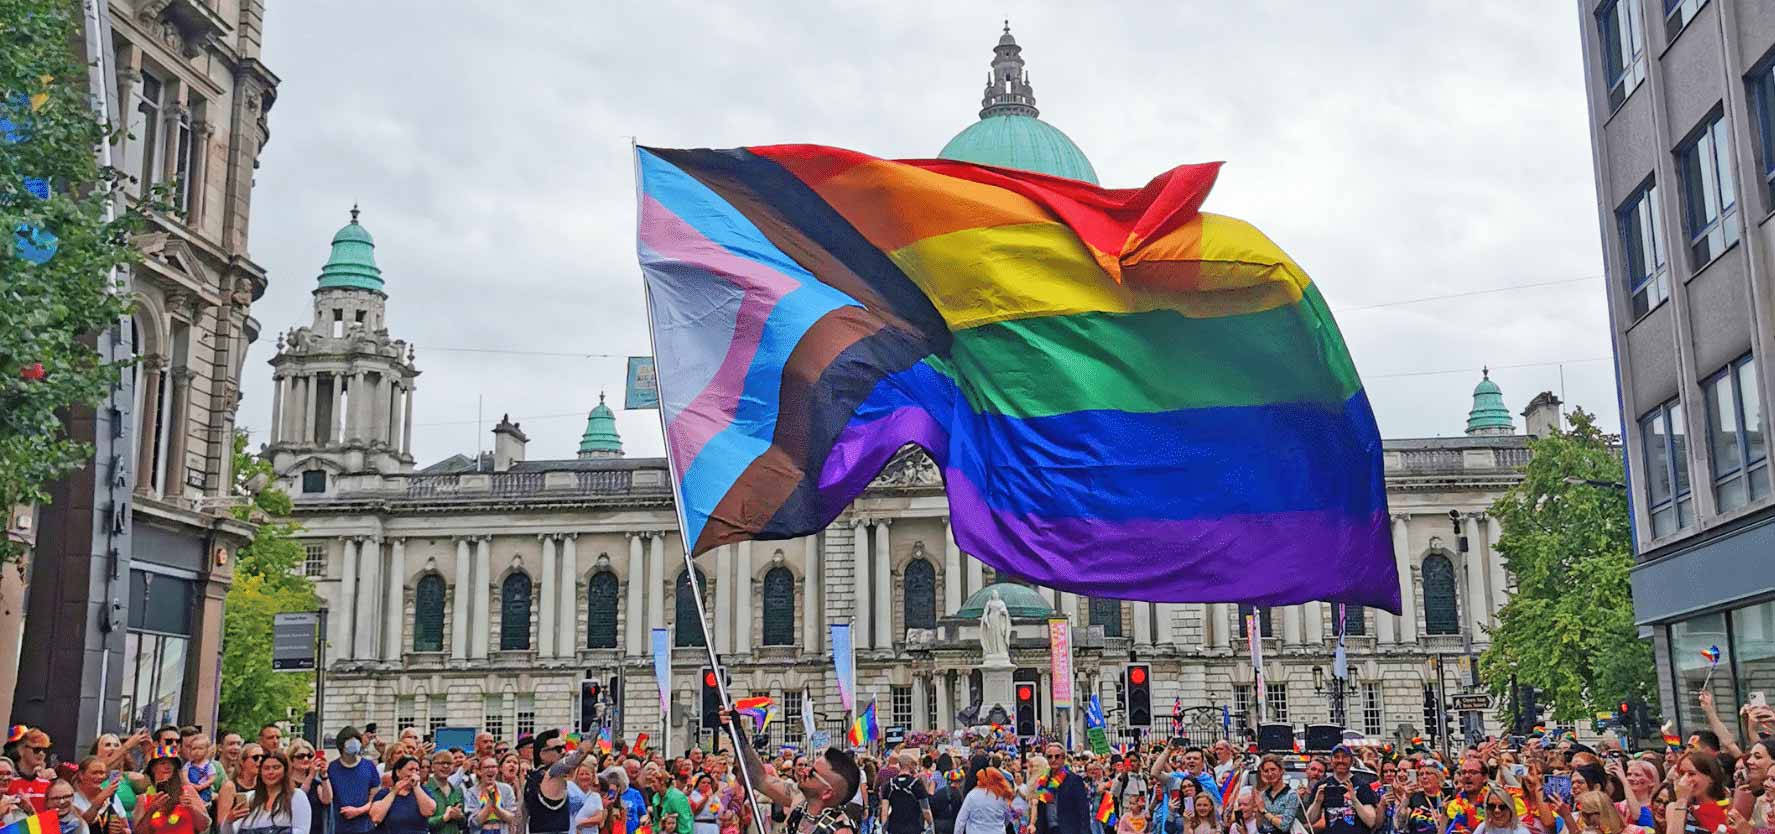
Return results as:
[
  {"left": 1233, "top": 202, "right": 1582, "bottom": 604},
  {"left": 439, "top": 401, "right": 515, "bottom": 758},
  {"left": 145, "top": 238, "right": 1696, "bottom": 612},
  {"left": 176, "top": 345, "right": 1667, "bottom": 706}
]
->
[{"left": 239, "top": 2, "right": 1613, "bottom": 465}]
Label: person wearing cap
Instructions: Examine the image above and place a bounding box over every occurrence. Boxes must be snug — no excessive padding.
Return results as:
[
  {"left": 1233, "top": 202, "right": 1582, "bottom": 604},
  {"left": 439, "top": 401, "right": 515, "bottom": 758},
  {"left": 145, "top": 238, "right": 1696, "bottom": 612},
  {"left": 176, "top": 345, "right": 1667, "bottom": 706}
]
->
[
  {"left": 8, "top": 728, "right": 56, "bottom": 812},
  {"left": 330, "top": 727, "right": 381, "bottom": 834},
  {"left": 525, "top": 730, "right": 597, "bottom": 834},
  {"left": 1305, "top": 746, "right": 1378, "bottom": 834}
]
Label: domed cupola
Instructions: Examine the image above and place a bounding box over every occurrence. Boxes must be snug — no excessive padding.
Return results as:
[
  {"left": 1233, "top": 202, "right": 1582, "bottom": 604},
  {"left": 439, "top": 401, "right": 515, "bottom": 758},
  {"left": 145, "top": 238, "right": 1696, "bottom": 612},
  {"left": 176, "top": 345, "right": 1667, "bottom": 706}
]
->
[
  {"left": 937, "top": 23, "right": 1099, "bottom": 184},
  {"left": 1466, "top": 367, "right": 1515, "bottom": 436}
]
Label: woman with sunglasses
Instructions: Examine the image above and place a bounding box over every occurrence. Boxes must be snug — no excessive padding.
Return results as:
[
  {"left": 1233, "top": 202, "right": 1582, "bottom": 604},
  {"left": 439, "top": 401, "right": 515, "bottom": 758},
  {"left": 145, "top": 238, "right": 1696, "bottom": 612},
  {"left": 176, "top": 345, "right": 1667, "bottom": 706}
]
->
[
  {"left": 218, "top": 744, "right": 266, "bottom": 830},
  {"left": 225, "top": 750, "right": 313, "bottom": 834},
  {"left": 288, "top": 741, "right": 333, "bottom": 826},
  {"left": 1472, "top": 787, "right": 1529, "bottom": 834}
]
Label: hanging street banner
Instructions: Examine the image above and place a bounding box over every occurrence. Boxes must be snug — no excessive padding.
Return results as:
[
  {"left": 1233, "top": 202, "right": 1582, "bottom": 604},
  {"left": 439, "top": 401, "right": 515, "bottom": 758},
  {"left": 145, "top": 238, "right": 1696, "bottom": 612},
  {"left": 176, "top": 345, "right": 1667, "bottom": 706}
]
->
[
  {"left": 1048, "top": 618, "right": 1073, "bottom": 709},
  {"left": 625, "top": 356, "right": 659, "bottom": 409},
  {"left": 651, "top": 628, "right": 672, "bottom": 716},
  {"left": 831, "top": 623, "right": 856, "bottom": 711}
]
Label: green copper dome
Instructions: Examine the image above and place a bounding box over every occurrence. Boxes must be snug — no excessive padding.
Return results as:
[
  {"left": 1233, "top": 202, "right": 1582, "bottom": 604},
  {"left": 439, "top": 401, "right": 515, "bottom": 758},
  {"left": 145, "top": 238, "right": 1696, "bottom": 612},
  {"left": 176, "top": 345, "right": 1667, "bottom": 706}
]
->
[
  {"left": 1466, "top": 367, "right": 1515, "bottom": 435},
  {"left": 938, "top": 25, "right": 1098, "bottom": 184},
  {"left": 954, "top": 581, "right": 1055, "bottom": 620},
  {"left": 577, "top": 393, "right": 623, "bottom": 458},
  {"left": 316, "top": 205, "right": 385, "bottom": 292},
  {"left": 939, "top": 116, "right": 1099, "bottom": 184}
]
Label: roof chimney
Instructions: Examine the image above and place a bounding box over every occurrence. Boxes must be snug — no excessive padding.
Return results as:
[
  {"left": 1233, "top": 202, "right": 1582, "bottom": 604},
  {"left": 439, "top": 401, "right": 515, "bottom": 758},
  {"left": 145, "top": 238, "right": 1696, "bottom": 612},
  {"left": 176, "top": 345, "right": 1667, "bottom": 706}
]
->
[
  {"left": 491, "top": 414, "right": 528, "bottom": 472},
  {"left": 1521, "top": 391, "right": 1563, "bottom": 438}
]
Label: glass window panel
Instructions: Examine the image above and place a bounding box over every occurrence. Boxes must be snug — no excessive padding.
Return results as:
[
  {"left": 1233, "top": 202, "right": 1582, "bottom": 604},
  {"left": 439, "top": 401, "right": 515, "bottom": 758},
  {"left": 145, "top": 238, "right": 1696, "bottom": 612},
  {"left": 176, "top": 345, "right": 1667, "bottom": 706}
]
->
[
  {"left": 120, "top": 632, "right": 143, "bottom": 728},
  {"left": 413, "top": 574, "right": 445, "bottom": 652},
  {"left": 1644, "top": 412, "right": 1673, "bottom": 504},
  {"left": 902, "top": 560, "right": 936, "bottom": 632},
  {"left": 154, "top": 635, "right": 187, "bottom": 727},
  {"left": 1672, "top": 613, "right": 1736, "bottom": 736},
  {"left": 1719, "top": 476, "right": 1749, "bottom": 513},
  {"left": 1422, "top": 555, "right": 1461, "bottom": 635},
  {"left": 674, "top": 569, "right": 705, "bottom": 648},
  {"left": 1710, "top": 373, "right": 1743, "bottom": 475},
  {"left": 761, "top": 567, "right": 796, "bottom": 645},
  {"left": 1092, "top": 598, "right": 1123, "bottom": 638},
  {"left": 1715, "top": 123, "right": 1738, "bottom": 216},
  {"left": 1742, "top": 360, "right": 1765, "bottom": 465},
  {"left": 1735, "top": 602, "right": 1775, "bottom": 717},
  {"left": 499, "top": 573, "right": 532, "bottom": 651},
  {"left": 1672, "top": 403, "right": 1692, "bottom": 497},
  {"left": 586, "top": 571, "right": 619, "bottom": 649}
]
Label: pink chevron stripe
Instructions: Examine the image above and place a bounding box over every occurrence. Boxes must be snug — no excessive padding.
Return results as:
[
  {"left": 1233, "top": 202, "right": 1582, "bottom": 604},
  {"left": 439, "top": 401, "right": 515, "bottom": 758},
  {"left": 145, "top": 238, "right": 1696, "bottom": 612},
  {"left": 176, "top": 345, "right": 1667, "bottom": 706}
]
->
[{"left": 639, "top": 194, "right": 803, "bottom": 471}]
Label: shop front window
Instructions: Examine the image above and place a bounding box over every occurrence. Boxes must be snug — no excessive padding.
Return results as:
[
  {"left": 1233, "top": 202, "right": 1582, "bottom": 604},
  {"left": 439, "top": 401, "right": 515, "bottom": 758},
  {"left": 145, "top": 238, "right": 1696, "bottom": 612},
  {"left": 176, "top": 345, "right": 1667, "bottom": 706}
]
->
[
  {"left": 1671, "top": 612, "right": 1735, "bottom": 735},
  {"left": 117, "top": 569, "right": 195, "bottom": 728},
  {"left": 1733, "top": 602, "right": 1775, "bottom": 716}
]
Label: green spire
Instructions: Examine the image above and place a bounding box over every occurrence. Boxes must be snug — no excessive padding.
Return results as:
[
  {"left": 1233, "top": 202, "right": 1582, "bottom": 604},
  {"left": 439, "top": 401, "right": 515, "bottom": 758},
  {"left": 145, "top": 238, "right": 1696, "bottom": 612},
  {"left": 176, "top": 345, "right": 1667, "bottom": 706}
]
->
[
  {"left": 577, "top": 393, "right": 623, "bottom": 458},
  {"left": 1466, "top": 366, "right": 1515, "bottom": 435},
  {"left": 316, "top": 204, "right": 385, "bottom": 292}
]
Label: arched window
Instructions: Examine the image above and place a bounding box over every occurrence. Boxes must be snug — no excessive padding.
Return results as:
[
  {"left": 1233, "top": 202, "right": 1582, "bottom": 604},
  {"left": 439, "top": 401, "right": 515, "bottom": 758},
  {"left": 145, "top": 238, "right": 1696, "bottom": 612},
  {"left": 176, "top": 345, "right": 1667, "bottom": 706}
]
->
[
  {"left": 761, "top": 567, "right": 796, "bottom": 646},
  {"left": 499, "top": 573, "right": 532, "bottom": 651},
  {"left": 413, "top": 574, "right": 446, "bottom": 652},
  {"left": 675, "top": 569, "right": 706, "bottom": 647},
  {"left": 1336, "top": 603, "right": 1367, "bottom": 637},
  {"left": 1422, "top": 554, "right": 1460, "bottom": 635},
  {"left": 1237, "top": 604, "right": 1274, "bottom": 639},
  {"left": 586, "top": 571, "right": 619, "bottom": 649},
  {"left": 1090, "top": 598, "right": 1123, "bottom": 638},
  {"left": 904, "top": 559, "right": 936, "bottom": 631}
]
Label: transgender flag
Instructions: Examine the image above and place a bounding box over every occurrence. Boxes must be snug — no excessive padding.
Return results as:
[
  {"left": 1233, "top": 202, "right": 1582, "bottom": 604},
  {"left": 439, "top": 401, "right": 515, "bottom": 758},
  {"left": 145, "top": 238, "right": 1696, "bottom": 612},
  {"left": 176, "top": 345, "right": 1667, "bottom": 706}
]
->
[{"left": 635, "top": 144, "right": 1396, "bottom": 609}]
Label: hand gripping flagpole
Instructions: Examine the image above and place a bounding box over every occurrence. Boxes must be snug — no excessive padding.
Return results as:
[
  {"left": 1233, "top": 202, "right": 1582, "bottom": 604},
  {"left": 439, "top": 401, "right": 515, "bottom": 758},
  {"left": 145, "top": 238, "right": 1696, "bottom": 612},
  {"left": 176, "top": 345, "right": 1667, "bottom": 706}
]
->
[{"left": 633, "top": 139, "right": 770, "bottom": 834}]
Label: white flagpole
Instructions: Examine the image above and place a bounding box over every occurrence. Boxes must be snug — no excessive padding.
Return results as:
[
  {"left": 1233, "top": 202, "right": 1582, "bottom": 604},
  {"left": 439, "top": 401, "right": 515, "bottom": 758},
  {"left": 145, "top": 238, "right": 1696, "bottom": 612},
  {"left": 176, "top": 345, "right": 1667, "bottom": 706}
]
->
[{"left": 632, "top": 140, "right": 769, "bottom": 834}]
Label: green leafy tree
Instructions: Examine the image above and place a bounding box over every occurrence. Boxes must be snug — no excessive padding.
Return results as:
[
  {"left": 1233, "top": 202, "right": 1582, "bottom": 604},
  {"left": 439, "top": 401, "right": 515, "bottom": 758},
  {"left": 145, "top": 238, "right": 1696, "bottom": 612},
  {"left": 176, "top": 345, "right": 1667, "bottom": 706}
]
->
[
  {"left": 218, "top": 432, "right": 315, "bottom": 733},
  {"left": 0, "top": 0, "right": 141, "bottom": 562},
  {"left": 1479, "top": 408, "right": 1653, "bottom": 723}
]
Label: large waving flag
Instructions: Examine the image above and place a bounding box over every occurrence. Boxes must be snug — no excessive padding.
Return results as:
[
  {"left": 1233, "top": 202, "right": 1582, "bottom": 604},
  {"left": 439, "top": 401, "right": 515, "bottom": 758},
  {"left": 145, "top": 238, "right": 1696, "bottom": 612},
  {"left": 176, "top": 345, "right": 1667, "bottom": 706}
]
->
[{"left": 635, "top": 144, "right": 1396, "bottom": 608}]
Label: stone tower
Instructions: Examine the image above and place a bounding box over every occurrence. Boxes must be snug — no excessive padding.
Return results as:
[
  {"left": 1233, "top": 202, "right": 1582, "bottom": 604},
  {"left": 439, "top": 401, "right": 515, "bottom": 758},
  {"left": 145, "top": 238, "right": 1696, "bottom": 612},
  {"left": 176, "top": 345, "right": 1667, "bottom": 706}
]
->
[
  {"left": 267, "top": 207, "right": 421, "bottom": 486},
  {"left": 981, "top": 22, "right": 1038, "bottom": 118},
  {"left": 1465, "top": 367, "right": 1515, "bottom": 436},
  {"left": 577, "top": 393, "right": 624, "bottom": 459}
]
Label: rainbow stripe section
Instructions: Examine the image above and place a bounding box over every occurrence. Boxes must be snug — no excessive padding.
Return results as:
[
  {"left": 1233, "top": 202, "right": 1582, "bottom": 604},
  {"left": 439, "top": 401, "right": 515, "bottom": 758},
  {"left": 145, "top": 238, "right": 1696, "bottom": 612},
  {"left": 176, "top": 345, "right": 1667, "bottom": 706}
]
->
[
  {"left": 636, "top": 144, "right": 1396, "bottom": 609},
  {"left": 0, "top": 811, "right": 58, "bottom": 834}
]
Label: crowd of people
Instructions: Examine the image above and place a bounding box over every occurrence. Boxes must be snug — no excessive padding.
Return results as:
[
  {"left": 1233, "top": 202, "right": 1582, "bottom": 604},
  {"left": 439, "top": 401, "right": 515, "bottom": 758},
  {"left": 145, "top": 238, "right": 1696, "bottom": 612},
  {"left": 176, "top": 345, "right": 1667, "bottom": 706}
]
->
[{"left": 6, "top": 696, "right": 1775, "bottom": 834}]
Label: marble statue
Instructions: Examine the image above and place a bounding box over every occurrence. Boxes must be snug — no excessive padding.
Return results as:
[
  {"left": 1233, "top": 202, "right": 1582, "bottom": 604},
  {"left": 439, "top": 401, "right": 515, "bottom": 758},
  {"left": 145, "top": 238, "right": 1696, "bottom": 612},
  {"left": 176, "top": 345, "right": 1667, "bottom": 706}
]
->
[{"left": 980, "top": 589, "right": 1011, "bottom": 662}]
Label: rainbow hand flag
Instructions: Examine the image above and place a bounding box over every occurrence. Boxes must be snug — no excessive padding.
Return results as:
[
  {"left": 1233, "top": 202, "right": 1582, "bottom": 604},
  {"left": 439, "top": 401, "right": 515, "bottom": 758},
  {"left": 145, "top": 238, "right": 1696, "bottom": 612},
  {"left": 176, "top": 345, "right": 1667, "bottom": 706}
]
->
[
  {"left": 1095, "top": 790, "right": 1117, "bottom": 826},
  {"left": 634, "top": 145, "right": 1396, "bottom": 608},
  {"left": 1702, "top": 645, "right": 1722, "bottom": 664},
  {"left": 597, "top": 725, "right": 613, "bottom": 754},
  {"left": 734, "top": 696, "right": 775, "bottom": 730},
  {"left": 849, "top": 701, "right": 880, "bottom": 746},
  {"left": 0, "top": 811, "right": 59, "bottom": 834}
]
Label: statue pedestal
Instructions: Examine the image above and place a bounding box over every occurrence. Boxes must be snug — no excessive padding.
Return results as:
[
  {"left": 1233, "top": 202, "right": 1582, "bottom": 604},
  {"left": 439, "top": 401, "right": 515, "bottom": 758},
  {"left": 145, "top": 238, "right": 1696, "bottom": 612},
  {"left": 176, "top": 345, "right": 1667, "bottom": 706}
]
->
[{"left": 981, "top": 659, "right": 1016, "bottom": 719}]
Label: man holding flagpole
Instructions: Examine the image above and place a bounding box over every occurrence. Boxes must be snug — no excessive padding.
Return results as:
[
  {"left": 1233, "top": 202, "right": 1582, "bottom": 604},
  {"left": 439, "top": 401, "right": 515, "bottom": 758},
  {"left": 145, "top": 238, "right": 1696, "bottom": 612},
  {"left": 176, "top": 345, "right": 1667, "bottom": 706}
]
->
[{"left": 717, "top": 708, "right": 862, "bottom": 834}]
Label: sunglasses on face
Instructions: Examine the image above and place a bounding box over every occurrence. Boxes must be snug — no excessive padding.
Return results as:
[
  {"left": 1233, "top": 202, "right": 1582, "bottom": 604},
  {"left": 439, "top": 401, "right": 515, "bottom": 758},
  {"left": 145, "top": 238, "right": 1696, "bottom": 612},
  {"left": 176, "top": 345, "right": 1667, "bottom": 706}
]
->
[
  {"left": 28, "top": 747, "right": 48, "bottom": 755},
  {"left": 293, "top": 753, "right": 313, "bottom": 760},
  {"left": 1486, "top": 805, "right": 1510, "bottom": 813},
  {"left": 246, "top": 754, "right": 265, "bottom": 762}
]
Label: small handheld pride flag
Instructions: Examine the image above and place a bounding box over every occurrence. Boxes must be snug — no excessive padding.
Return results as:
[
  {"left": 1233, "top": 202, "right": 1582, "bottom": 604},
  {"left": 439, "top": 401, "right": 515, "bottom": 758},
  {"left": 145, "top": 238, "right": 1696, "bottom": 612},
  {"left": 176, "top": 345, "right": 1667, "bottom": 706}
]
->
[
  {"left": 1095, "top": 790, "right": 1116, "bottom": 826},
  {"left": 734, "top": 696, "right": 774, "bottom": 730},
  {"left": 0, "top": 810, "right": 59, "bottom": 834},
  {"left": 1700, "top": 645, "right": 1724, "bottom": 690}
]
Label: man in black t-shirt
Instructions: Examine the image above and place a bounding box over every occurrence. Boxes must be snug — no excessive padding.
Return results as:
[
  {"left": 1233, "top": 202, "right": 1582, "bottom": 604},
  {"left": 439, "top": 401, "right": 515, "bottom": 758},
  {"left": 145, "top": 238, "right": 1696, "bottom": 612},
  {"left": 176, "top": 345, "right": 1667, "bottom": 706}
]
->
[
  {"left": 879, "top": 752, "right": 932, "bottom": 834},
  {"left": 1306, "top": 746, "right": 1379, "bottom": 834}
]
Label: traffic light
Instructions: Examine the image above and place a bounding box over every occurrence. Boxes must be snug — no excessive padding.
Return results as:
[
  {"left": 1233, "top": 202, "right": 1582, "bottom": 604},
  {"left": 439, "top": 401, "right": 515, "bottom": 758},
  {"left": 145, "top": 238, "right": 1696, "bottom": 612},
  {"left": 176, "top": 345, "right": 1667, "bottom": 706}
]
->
[
  {"left": 1514, "top": 684, "right": 1542, "bottom": 734},
  {"left": 1015, "top": 683, "right": 1037, "bottom": 736},
  {"left": 1126, "top": 663, "right": 1152, "bottom": 727},
  {"left": 701, "top": 668, "right": 723, "bottom": 729},
  {"left": 580, "top": 679, "right": 602, "bottom": 733}
]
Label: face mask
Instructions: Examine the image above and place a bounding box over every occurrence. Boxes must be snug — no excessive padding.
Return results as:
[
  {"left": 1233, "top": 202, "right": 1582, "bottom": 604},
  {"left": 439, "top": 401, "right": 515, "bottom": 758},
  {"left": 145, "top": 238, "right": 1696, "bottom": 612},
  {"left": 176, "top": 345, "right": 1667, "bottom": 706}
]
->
[{"left": 344, "top": 740, "right": 363, "bottom": 756}]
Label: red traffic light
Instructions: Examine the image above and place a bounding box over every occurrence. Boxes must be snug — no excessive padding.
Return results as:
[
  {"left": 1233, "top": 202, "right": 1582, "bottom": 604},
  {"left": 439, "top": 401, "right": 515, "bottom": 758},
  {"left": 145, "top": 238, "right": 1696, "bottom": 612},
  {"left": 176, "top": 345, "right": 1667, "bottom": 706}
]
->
[
  {"left": 703, "top": 671, "right": 719, "bottom": 687},
  {"left": 1017, "top": 685, "right": 1034, "bottom": 702},
  {"left": 1620, "top": 702, "right": 1630, "bottom": 713},
  {"left": 1129, "top": 666, "right": 1147, "bottom": 685}
]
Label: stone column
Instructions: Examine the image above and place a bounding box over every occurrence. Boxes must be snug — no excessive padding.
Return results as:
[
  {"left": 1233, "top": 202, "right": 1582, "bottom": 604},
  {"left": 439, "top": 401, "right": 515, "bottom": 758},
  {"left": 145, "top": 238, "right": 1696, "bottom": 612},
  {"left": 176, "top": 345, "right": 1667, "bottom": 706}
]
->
[
  {"left": 353, "top": 538, "right": 381, "bottom": 659},
  {"left": 912, "top": 676, "right": 928, "bottom": 731},
  {"left": 335, "top": 537, "right": 358, "bottom": 657},
  {"left": 1392, "top": 514, "right": 1416, "bottom": 643},
  {"left": 1280, "top": 605, "right": 1301, "bottom": 645},
  {"left": 714, "top": 545, "right": 734, "bottom": 654},
  {"left": 1156, "top": 603, "right": 1178, "bottom": 644},
  {"left": 648, "top": 533, "right": 666, "bottom": 631},
  {"left": 350, "top": 371, "right": 368, "bottom": 442},
  {"left": 301, "top": 373, "right": 317, "bottom": 443},
  {"left": 936, "top": 674, "right": 952, "bottom": 730},
  {"left": 802, "top": 536, "right": 820, "bottom": 651},
  {"left": 540, "top": 535, "right": 559, "bottom": 657},
  {"left": 1463, "top": 514, "right": 1489, "bottom": 636},
  {"left": 734, "top": 542, "right": 753, "bottom": 654},
  {"left": 1061, "top": 593, "right": 1080, "bottom": 624},
  {"left": 452, "top": 538, "right": 471, "bottom": 660},
  {"left": 1206, "top": 603, "right": 1229, "bottom": 649},
  {"left": 1485, "top": 515, "right": 1509, "bottom": 618},
  {"left": 1304, "top": 601, "right": 1324, "bottom": 645},
  {"left": 559, "top": 534, "right": 578, "bottom": 658},
  {"left": 135, "top": 360, "right": 165, "bottom": 484},
  {"left": 853, "top": 519, "right": 871, "bottom": 649},
  {"left": 943, "top": 519, "right": 962, "bottom": 615},
  {"left": 1133, "top": 602, "right": 1152, "bottom": 645},
  {"left": 331, "top": 372, "right": 345, "bottom": 442},
  {"left": 387, "top": 385, "right": 402, "bottom": 453},
  {"left": 401, "top": 381, "right": 416, "bottom": 456},
  {"left": 382, "top": 538, "right": 406, "bottom": 661},
  {"left": 471, "top": 537, "right": 492, "bottom": 658},
  {"left": 873, "top": 521, "right": 892, "bottom": 649},
  {"left": 267, "top": 372, "right": 283, "bottom": 445},
  {"left": 627, "top": 533, "right": 646, "bottom": 655},
  {"left": 967, "top": 557, "right": 984, "bottom": 601}
]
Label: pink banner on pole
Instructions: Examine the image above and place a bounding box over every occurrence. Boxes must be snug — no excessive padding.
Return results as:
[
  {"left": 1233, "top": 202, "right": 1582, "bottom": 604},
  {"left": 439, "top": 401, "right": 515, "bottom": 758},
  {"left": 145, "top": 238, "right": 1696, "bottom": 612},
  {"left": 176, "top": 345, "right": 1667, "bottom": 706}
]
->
[{"left": 1049, "top": 618, "right": 1073, "bottom": 709}]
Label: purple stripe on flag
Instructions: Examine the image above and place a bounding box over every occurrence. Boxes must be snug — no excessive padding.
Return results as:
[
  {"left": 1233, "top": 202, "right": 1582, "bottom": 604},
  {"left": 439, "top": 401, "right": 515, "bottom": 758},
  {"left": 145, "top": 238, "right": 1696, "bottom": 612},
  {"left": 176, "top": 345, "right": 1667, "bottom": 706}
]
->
[
  {"left": 817, "top": 402, "right": 1397, "bottom": 609},
  {"left": 640, "top": 194, "right": 803, "bottom": 471}
]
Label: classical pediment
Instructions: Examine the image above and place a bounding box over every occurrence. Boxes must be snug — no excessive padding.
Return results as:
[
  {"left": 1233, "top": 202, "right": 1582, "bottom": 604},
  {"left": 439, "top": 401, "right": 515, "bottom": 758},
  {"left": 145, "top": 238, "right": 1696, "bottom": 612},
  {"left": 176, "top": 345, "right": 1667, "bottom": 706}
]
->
[{"left": 870, "top": 445, "right": 942, "bottom": 488}]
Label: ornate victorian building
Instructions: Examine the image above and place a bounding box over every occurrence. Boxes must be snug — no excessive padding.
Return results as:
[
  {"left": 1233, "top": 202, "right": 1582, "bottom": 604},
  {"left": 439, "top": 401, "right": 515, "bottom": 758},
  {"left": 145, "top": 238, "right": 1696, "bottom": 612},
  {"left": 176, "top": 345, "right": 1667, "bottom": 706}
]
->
[
  {"left": 13, "top": 0, "right": 278, "bottom": 747},
  {"left": 274, "top": 29, "right": 1555, "bottom": 753}
]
